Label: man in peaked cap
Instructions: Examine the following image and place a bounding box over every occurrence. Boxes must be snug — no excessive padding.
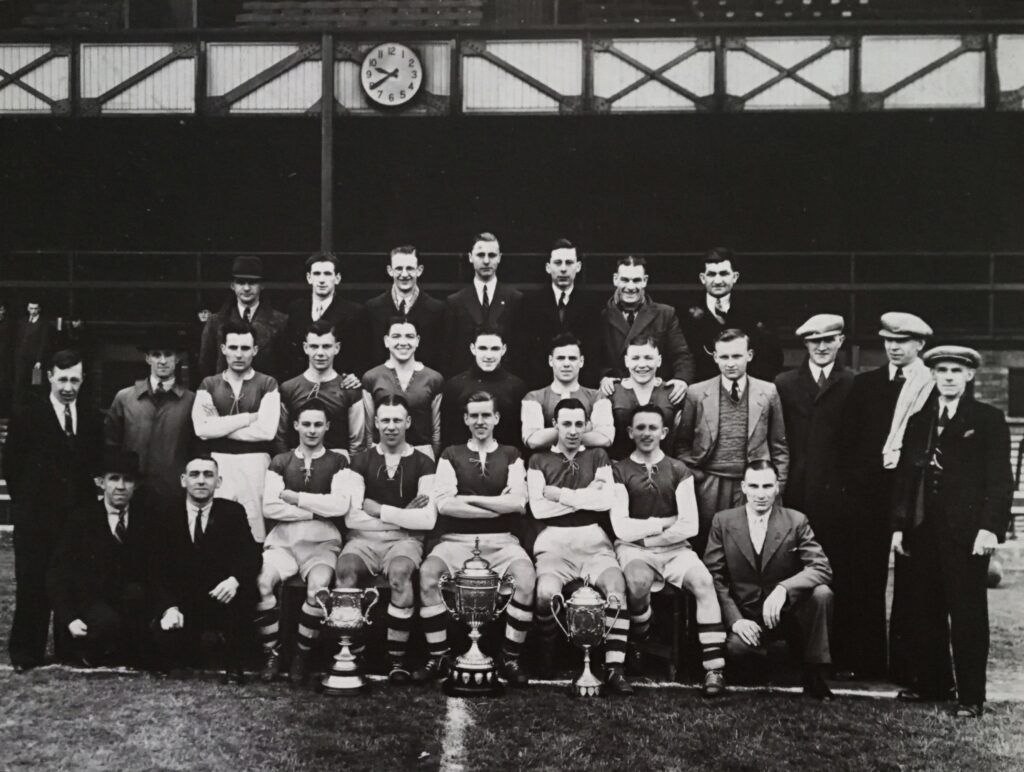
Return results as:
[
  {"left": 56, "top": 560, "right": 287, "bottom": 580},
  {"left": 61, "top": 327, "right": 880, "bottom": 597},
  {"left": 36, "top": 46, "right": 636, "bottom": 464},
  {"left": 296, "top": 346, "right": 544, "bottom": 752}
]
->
[
  {"left": 774, "top": 315, "right": 854, "bottom": 560},
  {"left": 891, "top": 346, "right": 1011, "bottom": 717},
  {"left": 199, "top": 255, "right": 288, "bottom": 381},
  {"left": 836, "top": 311, "right": 933, "bottom": 681}
]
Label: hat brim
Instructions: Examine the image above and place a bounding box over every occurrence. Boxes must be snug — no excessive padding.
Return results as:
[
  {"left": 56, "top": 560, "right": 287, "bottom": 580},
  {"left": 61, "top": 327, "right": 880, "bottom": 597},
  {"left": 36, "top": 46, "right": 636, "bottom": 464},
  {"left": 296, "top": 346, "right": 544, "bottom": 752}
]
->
[
  {"left": 802, "top": 331, "right": 843, "bottom": 340},
  {"left": 878, "top": 330, "right": 924, "bottom": 340},
  {"left": 927, "top": 355, "right": 979, "bottom": 368},
  {"left": 232, "top": 273, "right": 263, "bottom": 280}
]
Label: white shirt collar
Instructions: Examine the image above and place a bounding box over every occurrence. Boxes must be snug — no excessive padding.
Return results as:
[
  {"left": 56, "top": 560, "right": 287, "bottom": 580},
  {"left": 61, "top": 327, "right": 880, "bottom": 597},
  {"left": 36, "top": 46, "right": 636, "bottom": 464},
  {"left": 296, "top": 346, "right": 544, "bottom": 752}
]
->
[
  {"left": 808, "top": 362, "right": 834, "bottom": 383},
  {"left": 50, "top": 394, "right": 76, "bottom": 431},
  {"left": 293, "top": 447, "right": 327, "bottom": 460},
  {"left": 187, "top": 500, "right": 210, "bottom": 518},
  {"left": 938, "top": 397, "right": 961, "bottom": 419},
  {"left": 720, "top": 374, "right": 748, "bottom": 397},
  {"left": 552, "top": 284, "right": 574, "bottom": 304},
  {"left": 237, "top": 301, "right": 259, "bottom": 319},
  {"left": 548, "top": 381, "right": 581, "bottom": 397},
  {"left": 373, "top": 442, "right": 414, "bottom": 458},
  {"left": 385, "top": 359, "right": 424, "bottom": 372},
  {"left": 150, "top": 375, "right": 175, "bottom": 393},
  {"left": 473, "top": 276, "right": 498, "bottom": 305},
  {"left": 221, "top": 368, "right": 256, "bottom": 383},
  {"left": 105, "top": 502, "right": 128, "bottom": 517},
  {"left": 312, "top": 294, "right": 334, "bottom": 314},
  {"left": 707, "top": 294, "right": 731, "bottom": 315}
]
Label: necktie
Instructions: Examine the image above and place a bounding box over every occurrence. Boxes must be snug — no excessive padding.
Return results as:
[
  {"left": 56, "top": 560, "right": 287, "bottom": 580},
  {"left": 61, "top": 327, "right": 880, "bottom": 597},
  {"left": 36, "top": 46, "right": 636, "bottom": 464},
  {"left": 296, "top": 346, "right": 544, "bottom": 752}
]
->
[
  {"left": 193, "top": 507, "right": 204, "bottom": 545},
  {"left": 751, "top": 516, "right": 767, "bottom": 554},
  {"left": 816, "top": 370, "right": 827, "bottom": 391},
  {"left": 115, "top": 510, "right": 127, "bottom": 544},
  {"left": 894, "top": 366, "right": 905, "bottom": 383},
  {"left": 243, "top": 307, "right": 252, "bottom": 323},
  {"left": 937, "top": 406, "right": 950, "bottom": 436},
  {"left": 626, "top": 310, "right": 637, "bottom": 328},
  {"left": 398, "top": 298, "right": 407, "bottom": 316},
  {"left": 63, "top": 404, "right": 74, "bottom": 437},
  {"left": 481, "top": 285, "right": 491, "bottom": 313},
  {"left": 713, "top": 298, "right": 726, "bottom": 323},
  {"left": 312, "top": 303, "right": 322, "bottom": 321},
  {"left": 730, "top": 379, "right": 740, "bottom": 403},
  {"left": 558, "top": 291, "right": 568, "bottom": 324}
]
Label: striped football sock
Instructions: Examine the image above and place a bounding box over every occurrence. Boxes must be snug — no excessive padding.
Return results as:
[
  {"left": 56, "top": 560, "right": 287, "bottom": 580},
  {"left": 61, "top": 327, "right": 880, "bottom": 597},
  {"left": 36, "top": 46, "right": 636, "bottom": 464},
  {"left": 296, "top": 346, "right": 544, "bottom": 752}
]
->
[
  {"left": 420, "top": 602, "right": 450, "bottom": 658},
  {"left": 387, "top": 603, "right": 414, "bottom": 663},
  {"left": 698, "top": 622, "right": 727, "bottom": 672},
  {"left": 630, "top": 604, "right": 652, "bottom": 643},
  {"left": 255, "top": 599, "right": 280, "bottom": 653},
  {"left": 604, "top": 607, "right": 630, "bottom": 667},
  {"left": 296, "top": 601, "right": 325, "bottom": 652},
  {"left": 501, "top": 597, "right": 533, "bottom": 661}
]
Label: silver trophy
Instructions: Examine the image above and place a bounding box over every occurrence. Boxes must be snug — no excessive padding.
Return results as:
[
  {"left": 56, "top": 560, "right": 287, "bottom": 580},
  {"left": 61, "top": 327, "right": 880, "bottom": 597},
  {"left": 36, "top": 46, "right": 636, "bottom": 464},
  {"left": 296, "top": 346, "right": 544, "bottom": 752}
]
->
[
  {"left": 552, "top": 581, "right": 622, "bottom": 697},
  {"left": 438, "top": 539, "right": 515, "bottom": 696},
  {"left": 315, "top": 587, "right": 380, "bottom": 695}
]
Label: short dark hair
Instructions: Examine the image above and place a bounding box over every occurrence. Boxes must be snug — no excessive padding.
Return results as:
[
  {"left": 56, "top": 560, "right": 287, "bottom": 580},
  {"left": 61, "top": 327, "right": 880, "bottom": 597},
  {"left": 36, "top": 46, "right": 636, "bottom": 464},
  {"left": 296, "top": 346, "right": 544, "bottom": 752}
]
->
[
  {"left": 185, "top": 452, "right": 218, "bottom": 471},
  {"left": 306, "top": 318, "right": 337, "bottom": 340},
  {"left": 296, "top": 398, "right": 329, "bottom": 420},
  {"left": 617, "top": 255, "right": 647, "bottom": 271},
  {"left": 744, "top": 459, "right": 778, "bottom": 479},
  {"left": 472, "top": 325, "right": 504, "bottom": 344},
  {"left": 470, "top": 232, "right": 499, "bottom": 251},
  {"left": 553, "top": 397, "right": 587, "bottom": 423},
  {"left": 376, "top": 394, "right": 410, "bottom": 413},
  {"left": 390, "top": 245, "right": 418, "bottom": 260},
  {"left": 551, "top": 238, "right": 576, "bottom": 253},
  {"left": 463, "top": 390, "right": 496, "bottom": 413},
  {"left": 714, "top": 328, "right": 749, "bottom": 347},
  {"left": 704, "top": 247, "right": 736, "bottom": 268},
  {"left": 387, "top": 316, "right": 418, "bottom": 335},
  {"left": 626, "top": 334, "right": 660, "bottom": 352},
  {"left": 221, "top": 320, "right": 255, "bottom": 342},
  {"left": 305, "top": 252, "right": 341, "bottom": 272},
  {"left": 629, "top": 405, "right": 666, "bottom": 426},
  {"left": 48, "top": 349, "right": 82, "bottom": 372},
  {"left": 549, "top": 332, "right": 582, "bottom": 354}
]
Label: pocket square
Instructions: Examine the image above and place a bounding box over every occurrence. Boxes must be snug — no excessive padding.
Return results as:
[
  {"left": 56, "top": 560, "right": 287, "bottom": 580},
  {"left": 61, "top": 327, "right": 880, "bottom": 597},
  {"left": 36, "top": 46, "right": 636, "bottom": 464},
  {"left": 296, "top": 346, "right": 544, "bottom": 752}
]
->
[{"left": 963, "top": 429, "right": 975, "bottom": 438}]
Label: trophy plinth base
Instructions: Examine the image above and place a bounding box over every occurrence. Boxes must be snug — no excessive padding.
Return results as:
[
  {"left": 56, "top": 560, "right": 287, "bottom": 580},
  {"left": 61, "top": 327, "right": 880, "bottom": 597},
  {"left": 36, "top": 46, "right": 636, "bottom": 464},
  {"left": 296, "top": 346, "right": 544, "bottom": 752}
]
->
[
  {"left": 571, "top": 679, "right": 603, "bottom": 698},
  {"left": 320, "top": 673, "right": 368, "bottom": 696},
  {"left": 443, "top": 660, "right": 504, "bottom": 697}
]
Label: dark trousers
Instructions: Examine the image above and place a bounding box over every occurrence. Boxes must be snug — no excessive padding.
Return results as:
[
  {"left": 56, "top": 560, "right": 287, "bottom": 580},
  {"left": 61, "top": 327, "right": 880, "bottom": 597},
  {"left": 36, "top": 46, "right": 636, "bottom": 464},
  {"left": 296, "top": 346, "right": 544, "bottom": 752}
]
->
[
  {"left": 726, "top": 585, "right": 833, "bottom": 678},
  {"left": 905, "top": 520, "right": 990, "bottom": 706},
  {"left": 831, "top": 480, "right": 892, "bottom": 678},
  {"left": 152, "top": 593, "right": 251, "bottom": 671},
  {"left": 9, "top": 527, "right": 70, "bottom": 666},
  {"left": 71, "top": 586, "right": 151, "bottom": 667}
]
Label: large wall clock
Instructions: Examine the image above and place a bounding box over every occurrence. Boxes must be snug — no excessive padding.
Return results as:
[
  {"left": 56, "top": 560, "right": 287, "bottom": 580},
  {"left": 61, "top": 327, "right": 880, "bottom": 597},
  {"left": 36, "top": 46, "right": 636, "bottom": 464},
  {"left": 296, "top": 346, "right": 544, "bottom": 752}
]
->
[{"left": 360, "top": 43, "right": 423, "bottom": 107}]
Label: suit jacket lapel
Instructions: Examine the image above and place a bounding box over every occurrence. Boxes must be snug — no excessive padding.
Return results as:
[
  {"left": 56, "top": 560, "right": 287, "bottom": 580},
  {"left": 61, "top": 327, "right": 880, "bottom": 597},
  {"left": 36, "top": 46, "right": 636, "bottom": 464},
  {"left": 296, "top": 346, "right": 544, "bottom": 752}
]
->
[
  {"left": 938, "top": 399, "right": 971, "bottom": 445},
  {"left": 605, "top": 299, "right": 630, "bottom": 338},
  {"left": 466, "top": 288, "right": 484, "bottom": 326},
  {"left": 729, "top": 512, "right": 758, "bottom": 571},
  {"left": 816, "top": 364, "right": 845, "bottom": 403},
  {"left": 797, "top": 361, "right": 819, "bottom": 404},
  {"left": 632, "top": 303, "right": 657, "bottom": 335},
  {"left": 759, "top": 505, "right": 788, "bottom": 569},
  {"left": 747, "top": 380, "right": 768, "bottom": 439},
  {"left": 489, "top": 285, "right": 510, "bottom": 325},
  {"left": 702, "top": 384, "right": 719, "bottom": 445}
]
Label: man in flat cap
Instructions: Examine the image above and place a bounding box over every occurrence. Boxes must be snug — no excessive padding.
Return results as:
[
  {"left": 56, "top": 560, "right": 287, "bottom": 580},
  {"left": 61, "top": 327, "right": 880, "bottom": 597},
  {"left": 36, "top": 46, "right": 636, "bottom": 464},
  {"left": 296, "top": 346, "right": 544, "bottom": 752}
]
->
[
  {"left": 106, "top": 330, "right": 196, "bottom": 504},
  {"left": 199, "top": 256, "right": 288, "bottom": 381},
  {"left": 47, "top": 451, "right": 156, "bottom": 667},
  {"left": 774, "top": 314, "right": 854, "bottom": 560},
  {"left": 891, "top": 347, "right": 1011, "bottom": 717},
  {"left": 837, "top": 311, "right": 933, "bottom": 681}
]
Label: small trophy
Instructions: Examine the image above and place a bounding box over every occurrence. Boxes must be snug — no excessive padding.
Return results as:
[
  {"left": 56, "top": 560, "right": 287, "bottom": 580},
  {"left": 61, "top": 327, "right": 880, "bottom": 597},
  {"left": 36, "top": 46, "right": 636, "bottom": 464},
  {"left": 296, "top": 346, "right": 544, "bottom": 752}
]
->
[
  {"left": 552, "top": 580, "right": 621, "bottom": 697},
  {"left": 439, "top": 539, "right": 515, "bottom": 696},
  {"left": 315, "top": 587, "right": 380, "bottom": 695}
]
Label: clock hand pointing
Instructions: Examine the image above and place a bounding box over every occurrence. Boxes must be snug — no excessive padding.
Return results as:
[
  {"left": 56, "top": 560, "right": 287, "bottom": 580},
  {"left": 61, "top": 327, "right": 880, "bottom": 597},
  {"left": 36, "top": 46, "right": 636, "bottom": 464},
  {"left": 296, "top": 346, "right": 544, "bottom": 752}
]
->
[{"left": 369, "top": 69, "right": 400, "bottom": 90}]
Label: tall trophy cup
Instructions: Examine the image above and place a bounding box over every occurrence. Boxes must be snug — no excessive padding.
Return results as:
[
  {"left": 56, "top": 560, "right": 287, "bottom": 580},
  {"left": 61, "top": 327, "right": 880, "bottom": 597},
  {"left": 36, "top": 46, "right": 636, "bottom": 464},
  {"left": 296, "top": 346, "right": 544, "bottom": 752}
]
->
[
  {"left": 552, "top": 581, "right": 621, "bottom": 697},
  {"left": 439, "top": 539, "right": 515, "bottom": 696},
  {"left": 315, "top": 587, "right": 380, "bottom": 695}
]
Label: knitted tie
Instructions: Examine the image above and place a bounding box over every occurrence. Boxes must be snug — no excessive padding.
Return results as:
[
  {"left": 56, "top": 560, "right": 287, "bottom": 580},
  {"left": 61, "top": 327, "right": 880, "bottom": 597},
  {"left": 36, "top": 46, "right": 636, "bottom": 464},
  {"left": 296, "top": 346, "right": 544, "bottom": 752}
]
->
[
  {"left": 481, "top": 285, "right": 490, "bottom": 313},
  {"left": 730, "top": 379, "right": 740, "bottom": 403},
  {"left": 626, "top": 310, "right": 637, "bottom": 328},
  {"left": 398, "top": 298, "right": 407, "bottom": 316},
  {"left": 193, "top": 507, "right": 205, "bottom": 546},
  {"left": 64, "top": 404, "right": 74, "bottom": 437},
  {"left": 243, "top": 307, "right": 252, "bottom": 323},
  {"left": 114, "top": 509, "right": 127, "bottom": 544},
  {"left": 558, "top": 291, "right": 568, "bottom": 324}
]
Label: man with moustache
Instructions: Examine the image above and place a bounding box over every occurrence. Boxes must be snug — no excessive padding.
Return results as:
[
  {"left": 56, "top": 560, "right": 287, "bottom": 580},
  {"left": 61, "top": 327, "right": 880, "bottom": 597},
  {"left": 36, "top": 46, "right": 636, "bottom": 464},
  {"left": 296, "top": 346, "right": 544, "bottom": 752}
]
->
[
  {"left": 365, "top": 245, "right": 446, "bottom": 371},
  {"left": 3, "top": 349, "right": 103, "bottom": 671}
]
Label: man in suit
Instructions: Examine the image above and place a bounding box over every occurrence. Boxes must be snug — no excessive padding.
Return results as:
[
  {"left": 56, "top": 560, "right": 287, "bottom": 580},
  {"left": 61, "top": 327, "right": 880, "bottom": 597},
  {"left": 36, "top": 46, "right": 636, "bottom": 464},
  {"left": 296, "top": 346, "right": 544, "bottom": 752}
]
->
[
  {"left": 597, "top": 256, "right": 693, "bottom": 405},
  {"left": 520, "top": 239, "right": 601, "bottom": 387},
  {"left": 837, "top": 311, "right": 933, "bottom": 681},
  {"left": 199, "top": 256, "right": 289, "bottom": 381},
  {"left": 12, "top": 300, "right": 52, "bottom": 406},
  {"left": 283, "top": 252, "right": 368, "bottom": 382},
  {"left": 443, "top": 232, "right": 523, "bottom": 375},
  {"left": 703, "top": 460, "right": 834, "bottom": 699},
  {"left": 682, "top": 248, "right": 783, "bottom": 383},
  {"left": 47, "top": 451, "right": 154, "bottom": 667},
  {"left": 675, "top": 329, "right": 788, "bottom": 553},
  {"left": 105, "top": 330, "right": 196, "bottom": 504},
  {"left": 3, "top": 349, "right": 103, "bottom": 671},
  {"left": 365, "top": 245, "right": 446, "bottom": 371},
  {"left": 891, "top": 347, "right": 1012, "bottom": 718},
  {"left": 773, "top": 314, "right": 854, "bottom": 559},
  {"left": 152, "top": 454, "right": 260, "bottom": 683}
]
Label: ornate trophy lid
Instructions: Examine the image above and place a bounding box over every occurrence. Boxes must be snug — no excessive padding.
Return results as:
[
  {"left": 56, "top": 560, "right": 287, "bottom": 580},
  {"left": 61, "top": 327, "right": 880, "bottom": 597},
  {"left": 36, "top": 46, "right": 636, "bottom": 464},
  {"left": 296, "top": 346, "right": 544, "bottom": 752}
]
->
[
  {"left": 568, "top": 580, "right": 606, "bottom": 606},
  {"left": 457, "top": 538, "right": 497, "bottom": 578}
]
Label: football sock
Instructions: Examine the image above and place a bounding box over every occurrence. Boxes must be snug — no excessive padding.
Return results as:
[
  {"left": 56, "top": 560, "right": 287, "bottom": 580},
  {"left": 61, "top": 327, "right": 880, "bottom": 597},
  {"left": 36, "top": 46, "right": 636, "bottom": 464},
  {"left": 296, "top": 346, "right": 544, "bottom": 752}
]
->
[
  {"left": 296, "top": 601, "right": 324, "bottom": 652},
  {"left": 420, "top": 602, "right": 450, "bottom": 658},
  {"left": 255, "top": 598, "right": 279, "bottom": 653},
  {"left": 502, "top": 597, "right": 533, "bottom": 661},
  {"left": 387, "top": 603, "right": 414, "bottom": 663},
  {"left": 535, "top": 606, "right": 558, "bottom": 644},
  {"left": 604, "top": 606, "right": 630, "bottom": 667},
  {"left": 698, "top": 622, "right": 727, "bottom": 672},
  {"left": 630, "top": 604, "right": 652, "bottom": 642}
]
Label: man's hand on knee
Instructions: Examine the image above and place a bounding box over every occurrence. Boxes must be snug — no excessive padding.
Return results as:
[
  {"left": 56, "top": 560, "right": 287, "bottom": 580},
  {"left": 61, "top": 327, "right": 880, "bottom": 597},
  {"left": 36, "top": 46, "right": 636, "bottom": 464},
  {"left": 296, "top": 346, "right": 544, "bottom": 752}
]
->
[{"left": 732, "top": 619, "right": 762, "bottom": 647}]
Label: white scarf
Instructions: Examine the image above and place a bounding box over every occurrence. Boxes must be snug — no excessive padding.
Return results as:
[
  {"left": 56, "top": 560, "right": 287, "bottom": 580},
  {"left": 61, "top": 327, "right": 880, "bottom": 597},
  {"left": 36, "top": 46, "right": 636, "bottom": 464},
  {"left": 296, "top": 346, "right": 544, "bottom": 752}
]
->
[{"left": 882, "top": 358, "right": 933, "bottom": 469}]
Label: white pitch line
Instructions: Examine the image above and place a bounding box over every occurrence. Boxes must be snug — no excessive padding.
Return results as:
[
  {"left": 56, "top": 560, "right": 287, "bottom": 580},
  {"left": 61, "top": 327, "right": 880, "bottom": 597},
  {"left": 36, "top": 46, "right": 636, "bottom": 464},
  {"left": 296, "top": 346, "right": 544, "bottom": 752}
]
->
[{"left": 439, "top": 697, "right": 473, "bottom": 772}]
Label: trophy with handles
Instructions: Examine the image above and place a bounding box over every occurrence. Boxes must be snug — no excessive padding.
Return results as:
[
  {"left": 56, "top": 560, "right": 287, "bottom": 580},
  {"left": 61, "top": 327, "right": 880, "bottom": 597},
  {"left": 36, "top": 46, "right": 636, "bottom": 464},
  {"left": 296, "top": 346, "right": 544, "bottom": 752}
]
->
[
  {"left": 315, "top": 587, "right": 380, "bottom": 695},
  {"left": 551, "top": 580, "right": 621, "bottom": 697}
]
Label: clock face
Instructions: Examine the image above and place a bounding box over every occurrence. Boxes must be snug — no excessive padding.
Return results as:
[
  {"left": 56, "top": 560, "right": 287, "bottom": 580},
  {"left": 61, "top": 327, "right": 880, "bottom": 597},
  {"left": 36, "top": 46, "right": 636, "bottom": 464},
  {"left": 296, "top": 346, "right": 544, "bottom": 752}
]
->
[{"left": 360, "top": 43, "right": 424, "bottom": 107}]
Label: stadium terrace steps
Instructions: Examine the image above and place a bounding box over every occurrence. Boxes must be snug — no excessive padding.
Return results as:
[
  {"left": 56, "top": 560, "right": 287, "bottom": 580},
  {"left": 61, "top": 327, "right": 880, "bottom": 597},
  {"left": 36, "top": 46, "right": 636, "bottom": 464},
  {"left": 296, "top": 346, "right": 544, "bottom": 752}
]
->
[
  {"left": 17, "top": 0, "right": 124, "bottom": 30},
  {"left": 236, "top": 0, "right": 485, "bottom": 28}
]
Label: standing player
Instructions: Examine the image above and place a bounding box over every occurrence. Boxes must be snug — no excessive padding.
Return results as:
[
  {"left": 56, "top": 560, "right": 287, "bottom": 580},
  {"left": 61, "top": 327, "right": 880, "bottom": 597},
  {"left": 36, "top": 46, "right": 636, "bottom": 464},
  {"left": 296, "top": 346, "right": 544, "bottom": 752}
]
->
[
  {"left": 521, "top": 332, "right": 613, "bottom": 451},
  {"left": 608, "top": 336, "right": 679, "bottom": 460},
  {"left": 611, "top": 406, "right": 727, "bottom": 696},
  {"left": 528, "top": 398, "right": 633, "bottom": 694},
  {"left": 362, "top": 317, "right": 443, "bottom": 459},
  {"left": 276, "top": 320, "right": 364, "bottom": 458},
  {"left": 257, "top": 400, "right": 353, "bottom": 684},
  {"left": 336, "top": 396, "right": 437, "bottom": 683},
  {"left": 192, "top": 320, "right": 280, "bottom": 542},
  {"left": 414, "top": 391, "right": 535, "bottom": 686}
]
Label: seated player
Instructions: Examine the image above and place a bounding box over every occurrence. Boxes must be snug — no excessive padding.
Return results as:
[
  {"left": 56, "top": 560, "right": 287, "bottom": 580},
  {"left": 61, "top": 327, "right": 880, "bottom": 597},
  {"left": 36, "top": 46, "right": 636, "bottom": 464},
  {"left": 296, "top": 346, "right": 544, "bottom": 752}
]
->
[
  {"left": 276, "top": 320, "right": 365, "bottom": 458},
  {"left": 528, "top": 398, "right": 633, "bottom": 694},
  {"left": 521, "top": 332, "right": 614, "bottom": 451},
  {"left": 703, "top": 461, "right": 834, "bottom": 700},
  {"left": 47, "top": 450, "right": 155, "bottom": 668},
  {"left": 414, "top": 391, "right": 536, "bottom": 686},
  {"left": 609, "top": 336, "right": 680, "bottom": 460},
  {"left": 611, "top": 406, "right": 727, "bottom": 696},
  {"left": 257, "top": 400, "right": 353, "bottom": 684},
  {"left": 336, "top": 395, "right": 437, "bottom": 683},
  {"left": 362, "top": 317, "right": 443, "bottom": 459}
]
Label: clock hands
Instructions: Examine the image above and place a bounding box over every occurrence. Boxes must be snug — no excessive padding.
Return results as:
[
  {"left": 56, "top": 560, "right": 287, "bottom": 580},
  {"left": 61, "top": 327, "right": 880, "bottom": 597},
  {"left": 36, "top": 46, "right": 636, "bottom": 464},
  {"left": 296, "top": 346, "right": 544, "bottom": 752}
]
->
[{"left": 369, "top": 67, "right": 400, "bottom": 90}]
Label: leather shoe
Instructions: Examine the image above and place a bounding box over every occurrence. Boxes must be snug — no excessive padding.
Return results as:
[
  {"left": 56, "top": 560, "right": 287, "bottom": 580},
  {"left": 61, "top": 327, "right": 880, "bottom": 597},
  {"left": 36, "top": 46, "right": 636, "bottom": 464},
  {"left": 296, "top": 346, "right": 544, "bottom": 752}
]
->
[
  {"left": 897, "top": 687, "right": 956, "bottom": 703},
  {"left": 388, "top": 660, "right": 412, "bottom": 685},
  {"left": 259, "top": 650, "right": 281, "bottom": 683},
  {"left": 702, "top": 669, "right": 726, "bottom": 697},
  {"left": 498, "top": 657, "right": 529, "bottom": 687},
  {"left": 953, "top": 703, "right": 983, "bottom": 718},
  {"left": 604, "top": 666, "right": 635, "bottom": 696},
  {"left": 411, "top": 654, "right": 451, "bottom": 683},
  {"left": 803, "top": 665, "right": 834, "bottom": 701}
]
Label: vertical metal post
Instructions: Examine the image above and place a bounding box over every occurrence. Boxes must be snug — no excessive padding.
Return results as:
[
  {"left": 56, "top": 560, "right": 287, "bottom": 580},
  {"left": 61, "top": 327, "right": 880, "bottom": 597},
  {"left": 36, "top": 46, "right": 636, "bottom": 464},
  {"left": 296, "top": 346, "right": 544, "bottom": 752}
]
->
[
  {"left": 988, "top": 253, "right": 996, "bottom": 338},
  {"left": 321, "top": 33, "right": 335, "bottom": 253}
]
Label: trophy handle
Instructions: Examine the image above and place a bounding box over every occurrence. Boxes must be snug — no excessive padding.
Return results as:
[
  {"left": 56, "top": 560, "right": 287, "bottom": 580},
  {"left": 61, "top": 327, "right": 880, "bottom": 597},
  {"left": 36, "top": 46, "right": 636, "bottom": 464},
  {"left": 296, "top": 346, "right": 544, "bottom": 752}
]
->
[
  {"left": 494, "top": 573, "right": 516, "bottom": 617},
  {"left": 550, "top": 593, "right": 571, "bottom": 639},
  {"left": 314, "top": 588, "right": 332, "bottom": 617},
  {"left": 361, "top": 587, "right": 380, "bottom": 625},
  {"left": 600, "top": 593, "right": 623, "bottom": 643},
  {"left": 438, "top": 572, "right": 458, "bottom": 618}
]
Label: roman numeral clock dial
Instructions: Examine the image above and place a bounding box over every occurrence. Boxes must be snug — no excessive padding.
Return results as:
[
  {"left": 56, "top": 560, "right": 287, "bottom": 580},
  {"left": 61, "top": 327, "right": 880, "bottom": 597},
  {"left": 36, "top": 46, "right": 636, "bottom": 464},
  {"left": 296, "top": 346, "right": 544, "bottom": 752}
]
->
[{"left": 360, "top": 43, "right": 424, "bottom": 108}]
